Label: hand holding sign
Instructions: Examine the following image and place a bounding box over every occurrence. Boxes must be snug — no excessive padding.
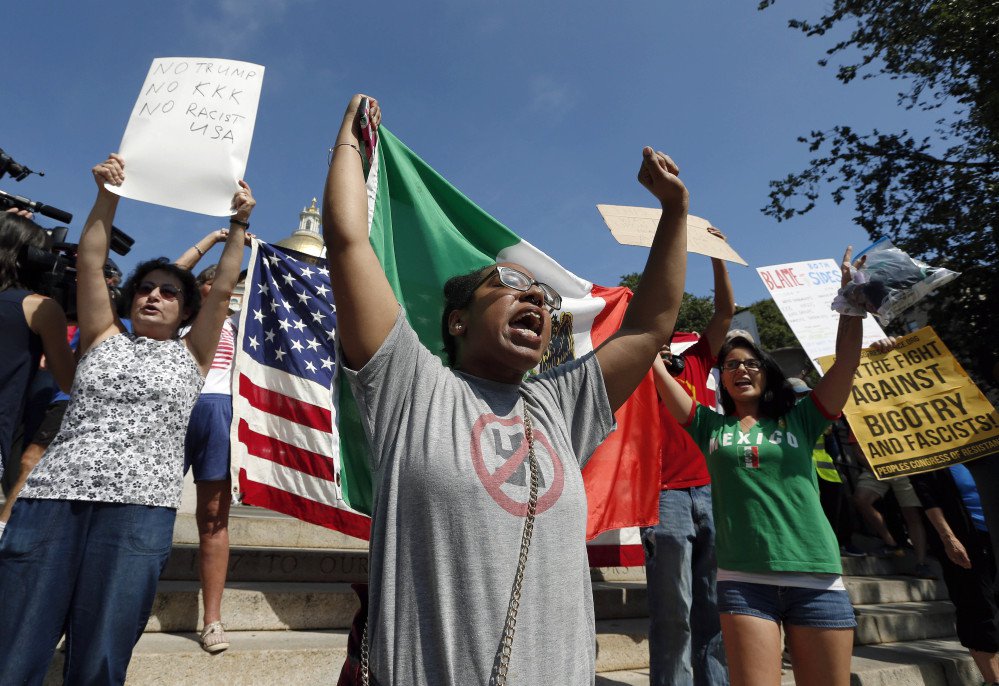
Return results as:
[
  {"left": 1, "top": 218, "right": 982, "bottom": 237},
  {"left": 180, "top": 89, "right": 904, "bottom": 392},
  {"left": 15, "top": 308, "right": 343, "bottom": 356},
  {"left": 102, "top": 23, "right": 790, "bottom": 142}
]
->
[{"left": 107, "top": 58, "right": 265, "bottom": 216}]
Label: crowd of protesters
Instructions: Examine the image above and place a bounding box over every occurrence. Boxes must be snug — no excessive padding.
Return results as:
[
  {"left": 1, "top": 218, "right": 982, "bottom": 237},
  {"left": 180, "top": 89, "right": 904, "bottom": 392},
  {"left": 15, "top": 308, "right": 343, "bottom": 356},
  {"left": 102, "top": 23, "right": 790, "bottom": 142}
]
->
[{"left": 0, "top": 92, "right": 996, "bottom": 686}]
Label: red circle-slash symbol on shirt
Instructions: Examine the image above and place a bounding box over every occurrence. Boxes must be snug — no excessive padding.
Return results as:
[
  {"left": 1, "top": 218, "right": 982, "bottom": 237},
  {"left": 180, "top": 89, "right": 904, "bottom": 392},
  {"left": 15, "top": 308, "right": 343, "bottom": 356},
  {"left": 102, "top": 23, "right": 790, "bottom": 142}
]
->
[{"left": 469, "top": 413, "right": 565, "bottom": 516}]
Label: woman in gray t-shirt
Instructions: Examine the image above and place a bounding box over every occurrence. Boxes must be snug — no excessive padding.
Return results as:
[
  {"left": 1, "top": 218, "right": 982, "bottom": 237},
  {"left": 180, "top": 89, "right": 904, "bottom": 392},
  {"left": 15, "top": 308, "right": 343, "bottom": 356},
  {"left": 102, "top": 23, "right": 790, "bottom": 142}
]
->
[{"left": 325, "top": 94, "right": 691, "bottom": 685}]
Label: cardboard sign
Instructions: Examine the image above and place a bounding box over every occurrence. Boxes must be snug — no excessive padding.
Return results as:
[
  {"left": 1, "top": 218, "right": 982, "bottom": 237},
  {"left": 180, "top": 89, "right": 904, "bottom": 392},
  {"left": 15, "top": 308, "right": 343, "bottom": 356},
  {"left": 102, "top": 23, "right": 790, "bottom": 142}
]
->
[
  {"left": 597, "top": 205, "right": 747, "bottom": 265},
  {"left": 109, "top": 57, "right": 265, "bottom": 216},
  {"left": 818, "top": 327, "right": 999, "bottom": 479},
  {"left": 757, "top": 259, "right": 886, "bottom": 371}
]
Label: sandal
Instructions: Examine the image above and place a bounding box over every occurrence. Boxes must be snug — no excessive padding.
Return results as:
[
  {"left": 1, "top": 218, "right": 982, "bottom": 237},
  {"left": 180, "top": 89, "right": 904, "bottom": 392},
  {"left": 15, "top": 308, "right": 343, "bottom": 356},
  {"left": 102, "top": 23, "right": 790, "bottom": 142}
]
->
[{"left": 200, "top": 621, "right": 230, "bottom": 653}]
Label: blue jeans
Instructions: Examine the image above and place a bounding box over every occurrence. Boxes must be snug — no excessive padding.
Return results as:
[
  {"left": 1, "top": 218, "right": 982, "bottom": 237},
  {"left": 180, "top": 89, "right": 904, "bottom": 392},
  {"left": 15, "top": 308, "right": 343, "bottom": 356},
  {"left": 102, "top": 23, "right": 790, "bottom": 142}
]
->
[
  {"left": 641, "top": 485, "right": 728, "bottom": 686},
  {"left": 0, "top": 499, "right": 175, "bottom": 685}
]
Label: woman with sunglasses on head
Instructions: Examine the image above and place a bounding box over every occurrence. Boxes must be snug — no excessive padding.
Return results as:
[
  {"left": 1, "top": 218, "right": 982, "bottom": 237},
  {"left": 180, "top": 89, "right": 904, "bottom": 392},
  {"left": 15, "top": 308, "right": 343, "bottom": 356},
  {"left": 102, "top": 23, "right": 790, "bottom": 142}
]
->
[
  {"left": 655, "top": 247, "right": 868, "bottom": 686},
  {"left": 324, "top": 94, "right": 688, "bottom": 685},
  {"left": 0, "top": 154, "right": 255, "bottom": 685}
]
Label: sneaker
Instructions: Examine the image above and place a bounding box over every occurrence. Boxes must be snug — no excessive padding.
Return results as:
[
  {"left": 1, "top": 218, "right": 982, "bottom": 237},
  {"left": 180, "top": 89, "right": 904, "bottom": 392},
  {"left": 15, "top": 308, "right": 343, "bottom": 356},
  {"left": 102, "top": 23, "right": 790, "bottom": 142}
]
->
[
  {"left": 841, "top": 544, "right": 867, "bottom": 557},
  {"left": 200, "top": 621, "right": 230, "bottom": 653},
  {"left": 875, "top": 544, "right": 905, "bottom": 558},
  {"left": 912, "top": 562, "right": 937, "bottom": 579}
]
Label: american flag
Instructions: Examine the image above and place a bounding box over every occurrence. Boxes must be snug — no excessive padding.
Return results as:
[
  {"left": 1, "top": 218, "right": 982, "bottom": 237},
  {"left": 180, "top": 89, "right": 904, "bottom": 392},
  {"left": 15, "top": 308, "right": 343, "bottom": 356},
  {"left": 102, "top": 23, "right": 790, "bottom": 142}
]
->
[{"left": 230, "top": 240, "right": 370, "bottom": 539}]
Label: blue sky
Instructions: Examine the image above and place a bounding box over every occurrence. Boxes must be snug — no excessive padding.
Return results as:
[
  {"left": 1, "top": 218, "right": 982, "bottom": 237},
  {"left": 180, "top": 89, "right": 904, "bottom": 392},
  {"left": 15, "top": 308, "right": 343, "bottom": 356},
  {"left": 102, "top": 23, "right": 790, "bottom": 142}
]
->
[{"left": 3, "top": 1, "right": 936, "bottom": 307}]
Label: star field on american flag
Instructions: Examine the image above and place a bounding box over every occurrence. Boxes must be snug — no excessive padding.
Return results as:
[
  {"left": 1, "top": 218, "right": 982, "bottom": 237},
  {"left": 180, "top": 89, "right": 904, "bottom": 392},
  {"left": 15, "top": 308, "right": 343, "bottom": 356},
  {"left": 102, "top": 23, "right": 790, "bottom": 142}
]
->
[{"left": 241, "top": 242, "right": 337, "bottom": 386}]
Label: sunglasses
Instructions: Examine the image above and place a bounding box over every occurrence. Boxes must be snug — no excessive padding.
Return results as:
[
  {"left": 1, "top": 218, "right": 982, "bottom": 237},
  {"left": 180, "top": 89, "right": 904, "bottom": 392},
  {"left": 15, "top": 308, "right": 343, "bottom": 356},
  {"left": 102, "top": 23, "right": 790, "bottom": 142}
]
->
[
  {"left": 136, "top": 281, "right": 182, "bottom": 301},
  {"left": 721, "top": 359, "right": 763, "bottom": 372},
  {"left": 477, "top": 266, "right": 562, "bottom": 312}
]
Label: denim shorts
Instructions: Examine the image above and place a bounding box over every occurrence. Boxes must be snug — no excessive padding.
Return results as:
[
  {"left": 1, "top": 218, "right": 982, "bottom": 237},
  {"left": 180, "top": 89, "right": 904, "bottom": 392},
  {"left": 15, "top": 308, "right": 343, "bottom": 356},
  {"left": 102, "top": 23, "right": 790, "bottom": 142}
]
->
[
  {"left": 183, "top": 393, "right": 232, "bottom": 482},
  {"left": 717, "top": 580, "right": 857, "bottom": 628}
]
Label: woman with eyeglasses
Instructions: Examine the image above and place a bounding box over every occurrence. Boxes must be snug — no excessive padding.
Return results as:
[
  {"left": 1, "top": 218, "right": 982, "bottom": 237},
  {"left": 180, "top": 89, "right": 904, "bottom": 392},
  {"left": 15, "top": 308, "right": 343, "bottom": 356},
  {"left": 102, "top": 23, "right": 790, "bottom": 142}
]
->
[
  {"left": 0, "top": 154, "right": 255, "bottom": 684},
  {"left": 324, "top": 94, "right": 688, "bottom": 685},
  {"left": 654, "top": 247, "right": 867, "bottom": 686}
]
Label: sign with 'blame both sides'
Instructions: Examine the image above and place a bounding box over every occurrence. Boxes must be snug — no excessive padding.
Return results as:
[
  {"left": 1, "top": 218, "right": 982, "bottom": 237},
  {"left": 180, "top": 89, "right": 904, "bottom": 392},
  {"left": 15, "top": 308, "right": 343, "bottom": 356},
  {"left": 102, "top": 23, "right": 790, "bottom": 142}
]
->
[
  {"left": 819, "top": 327, "right": 999, "bottom": 479},
  {"left": 108, "top": 57, "right": 265, "bottom": 216}
]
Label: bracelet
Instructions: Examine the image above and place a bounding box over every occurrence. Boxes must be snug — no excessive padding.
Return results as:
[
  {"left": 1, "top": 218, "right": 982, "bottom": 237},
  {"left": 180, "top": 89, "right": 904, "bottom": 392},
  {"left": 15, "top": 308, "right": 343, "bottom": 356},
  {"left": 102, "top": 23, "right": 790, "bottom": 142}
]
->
[
  {"left": 194, "top": 245, "right": 205, "bottom": 256},
  {"left": 229, "top": 218, "right": 250, "bottom": 229},
  {"left": 331, "top": 142, "right": 363, "bottom": 162}
]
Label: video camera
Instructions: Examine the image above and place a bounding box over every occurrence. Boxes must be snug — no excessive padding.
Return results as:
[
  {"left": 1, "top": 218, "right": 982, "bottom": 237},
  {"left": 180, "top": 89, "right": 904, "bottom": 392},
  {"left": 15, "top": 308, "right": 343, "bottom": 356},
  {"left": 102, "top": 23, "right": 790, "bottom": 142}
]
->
[
  {"left": 21, "top": 225, "right": 135, "bottom": 320},
  {"left": 2, "top": 147, "right": 135, "bottom": 318},
  {"left": 0, "top": 148, "right": 74, "bottom": 224}
]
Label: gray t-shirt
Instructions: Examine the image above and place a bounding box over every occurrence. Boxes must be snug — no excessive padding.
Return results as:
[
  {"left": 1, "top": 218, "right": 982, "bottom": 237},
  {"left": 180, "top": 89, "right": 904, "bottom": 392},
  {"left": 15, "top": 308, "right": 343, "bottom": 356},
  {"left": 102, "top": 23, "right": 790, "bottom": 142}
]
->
[{"left": 344, "top": 312, "right": 614, "bottom": 685}]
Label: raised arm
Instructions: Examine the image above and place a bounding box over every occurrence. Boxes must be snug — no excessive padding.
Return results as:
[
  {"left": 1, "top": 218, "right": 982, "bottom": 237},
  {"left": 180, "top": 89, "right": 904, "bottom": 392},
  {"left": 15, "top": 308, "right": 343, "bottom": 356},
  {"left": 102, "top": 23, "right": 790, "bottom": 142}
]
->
[
  {"left": 700, "top": 228, "right": 736, "bottom": 356},
  {"left": 651, "top": 353, "right": 695, "bottom": 423},
  {"left": 175, "top": 228, "right": 230, "bottom": 271},
  {"left": 595, "top": 147, "right": 688, "bottom": 411},
  {"left": 77, "top": 155, "right": 127, "bottom": 355},
  {"left": 814, "top": 246, "right": 866, "bottom": 414},
  {"left": 321, "top": 94, "right": 398, "bottom": 370},
  {"left": 184, "top": 182, "right": 255, "bottom": 374}
]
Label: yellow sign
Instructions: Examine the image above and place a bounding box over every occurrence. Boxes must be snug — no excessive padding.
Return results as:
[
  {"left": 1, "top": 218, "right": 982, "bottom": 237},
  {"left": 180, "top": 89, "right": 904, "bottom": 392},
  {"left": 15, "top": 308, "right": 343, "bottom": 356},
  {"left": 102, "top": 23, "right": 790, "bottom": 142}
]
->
[{"left": 818, "top": 326, "right": 999, "bottom": 480}]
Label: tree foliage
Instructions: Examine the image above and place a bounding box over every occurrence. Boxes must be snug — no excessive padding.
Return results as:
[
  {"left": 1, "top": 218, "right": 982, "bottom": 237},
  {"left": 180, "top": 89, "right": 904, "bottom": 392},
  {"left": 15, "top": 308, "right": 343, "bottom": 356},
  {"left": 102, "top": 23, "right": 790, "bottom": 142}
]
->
[
  {"left": 619, "top": 272, "right": 714, "bottom": 333},
  {"left": 760, "top": 0, "right": 998, "bottom": 389},
  {"left": 744, "top": 299, "right": 801, "bottom": 351}
]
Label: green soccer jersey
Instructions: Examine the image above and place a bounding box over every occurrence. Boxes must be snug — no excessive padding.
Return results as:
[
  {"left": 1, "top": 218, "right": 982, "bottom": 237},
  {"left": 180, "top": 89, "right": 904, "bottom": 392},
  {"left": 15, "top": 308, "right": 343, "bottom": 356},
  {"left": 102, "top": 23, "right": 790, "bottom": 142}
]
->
[{"left": 684, "top": 395, "right": 842, "bottom": 574}]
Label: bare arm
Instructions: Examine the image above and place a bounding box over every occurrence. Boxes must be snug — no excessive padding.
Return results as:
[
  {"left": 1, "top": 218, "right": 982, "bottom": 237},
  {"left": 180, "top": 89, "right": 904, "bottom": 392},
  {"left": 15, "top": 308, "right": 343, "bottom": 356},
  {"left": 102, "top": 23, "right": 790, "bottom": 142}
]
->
[
  {"left": 24, "top": 295, "right": 75, "bottom": 393},
  {"left": 925, "top": 507, "right": 972, "bottom": 569},
  {"left": 701, "top": 260, "right": 735, "bottom": 356},
  {"left": 814, "top": 247, "right": 866, "bottom": 414},
  {"left": 77, "top": 155, "right": 127, "bottom": 355},
  {"left": 651, "top": 353, "right": 695, "bottom": 422},
  {"left": 321, "top": 94, "right": 398, "bottom": 370},
  {"left": 595, "top": 147, "right": 688, "bottom": 411},
  {"left": 183, "top": 183, "right": 255, "bottom": 373},
  {"left": 175, "top": 228, "right": 229, "bottom": 271}
]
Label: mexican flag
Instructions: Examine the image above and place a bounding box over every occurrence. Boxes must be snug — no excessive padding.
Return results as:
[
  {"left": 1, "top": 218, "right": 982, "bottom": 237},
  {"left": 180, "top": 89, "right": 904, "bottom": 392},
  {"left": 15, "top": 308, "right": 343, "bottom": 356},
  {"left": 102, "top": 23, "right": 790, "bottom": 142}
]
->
[
  {"left": 232, "top": 122, "right": 662, "bottom": 563},
  {"left": 336, "top": 124, "right": 661, "bottom": 548}
]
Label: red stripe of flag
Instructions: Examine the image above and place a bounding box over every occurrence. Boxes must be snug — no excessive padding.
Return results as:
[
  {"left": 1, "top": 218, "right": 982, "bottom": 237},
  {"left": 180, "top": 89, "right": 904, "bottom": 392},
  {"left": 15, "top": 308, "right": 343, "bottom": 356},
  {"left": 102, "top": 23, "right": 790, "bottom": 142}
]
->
[
  {"left": 238, "top": 418, "right": 337, "bottom": 482},
  {"left": 239, "top": 470, "right": 371, "bottom": 541},
  {"left": 238, "top": 373, "right": 332, "bottom": 432},
  {"left": 586, "top": 544, "right": 646, "bottom": 568}
]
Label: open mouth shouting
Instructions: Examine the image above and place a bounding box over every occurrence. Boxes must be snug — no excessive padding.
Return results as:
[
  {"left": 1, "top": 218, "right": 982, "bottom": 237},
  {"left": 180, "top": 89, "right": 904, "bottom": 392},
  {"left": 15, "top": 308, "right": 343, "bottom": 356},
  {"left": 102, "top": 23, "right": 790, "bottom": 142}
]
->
[{"left": 509, "top": 307, "right": 545, "bottom": 345}]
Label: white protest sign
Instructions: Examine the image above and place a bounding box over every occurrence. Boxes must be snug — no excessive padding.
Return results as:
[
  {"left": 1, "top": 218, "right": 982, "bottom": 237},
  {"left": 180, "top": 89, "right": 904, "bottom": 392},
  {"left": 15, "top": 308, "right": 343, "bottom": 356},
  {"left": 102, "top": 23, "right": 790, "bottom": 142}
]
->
[
  {"left": 109, "top": 58, "right": 265, "bottom": 216},
  {"left": 597, "top": 205, "right": 748, "bottom": 265},
  {"left": 757, "top": 259, "right": 887, "bottom": 372}
]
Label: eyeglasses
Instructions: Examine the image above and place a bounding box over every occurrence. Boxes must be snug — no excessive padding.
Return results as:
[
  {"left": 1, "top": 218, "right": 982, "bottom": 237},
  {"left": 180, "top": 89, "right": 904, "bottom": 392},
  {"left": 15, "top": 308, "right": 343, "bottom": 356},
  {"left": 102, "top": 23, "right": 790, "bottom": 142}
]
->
[
  {"left": 721, "top": 359, "right": 763, "bottom": 372},
  {"left": 477, "top": 266, "right": 562, "bottom": 312},
  {"left": 136, "top": 281, "right": 182, "bottom": 301}
]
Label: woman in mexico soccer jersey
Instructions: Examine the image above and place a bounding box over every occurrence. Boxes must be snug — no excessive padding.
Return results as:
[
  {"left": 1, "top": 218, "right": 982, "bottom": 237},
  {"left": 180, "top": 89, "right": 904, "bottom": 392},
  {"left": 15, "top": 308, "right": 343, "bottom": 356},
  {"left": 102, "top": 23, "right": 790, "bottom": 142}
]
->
[{"left": 656, "top": 247, "right": 868, "bottom": 686}]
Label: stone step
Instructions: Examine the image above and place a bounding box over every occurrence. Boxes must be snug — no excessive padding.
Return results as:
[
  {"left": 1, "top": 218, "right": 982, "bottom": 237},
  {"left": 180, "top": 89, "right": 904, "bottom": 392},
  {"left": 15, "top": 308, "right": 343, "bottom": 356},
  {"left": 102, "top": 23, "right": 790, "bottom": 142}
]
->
[
  {"left": 145, "top": 581, "right": 359, "bottom": 633},
  {"left": 596, "top": 669, "right": 651, "bottom": 685},
  {"left": 44, "top": 630, "right": 349, "bottom": 685},
  {"left": 595, "top": 618, "right": 649, "bottom": 673},
  {"left": 854, "top": 601, "right": 956, "bottom": 646},
  {"left": 162, "top": 544, "right": 370, "bottom": 583},
  {"left": 173, "top": 511, "right": 369, "bottom": 550},
  {"left": 840, "top": 552, "right": 942, "bottom": 578},
  {"left": 145, "top": 580, "right": 656, "bottom": 633},
  {"left": 843, "top": 575, "right": 948, "bottom": 605},
  {"left": 780, "top": 637, "right": 978, "bottom": 686},
  {"left": 591, "top": 565, "right": 646, "bottom": 582},
  {"left": 164, "top": 543, "right": 644, "bottom": 585},
  {"left": 172, "top": 514, "right": 646, "bottom": 582}
]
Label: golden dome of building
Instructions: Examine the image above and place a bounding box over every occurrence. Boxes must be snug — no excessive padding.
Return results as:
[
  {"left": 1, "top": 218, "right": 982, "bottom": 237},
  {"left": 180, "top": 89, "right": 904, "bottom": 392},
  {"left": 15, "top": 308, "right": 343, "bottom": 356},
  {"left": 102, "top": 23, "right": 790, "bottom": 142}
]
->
[{"left": 274, "top": 198, "right": 325, "bottom": 262}]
